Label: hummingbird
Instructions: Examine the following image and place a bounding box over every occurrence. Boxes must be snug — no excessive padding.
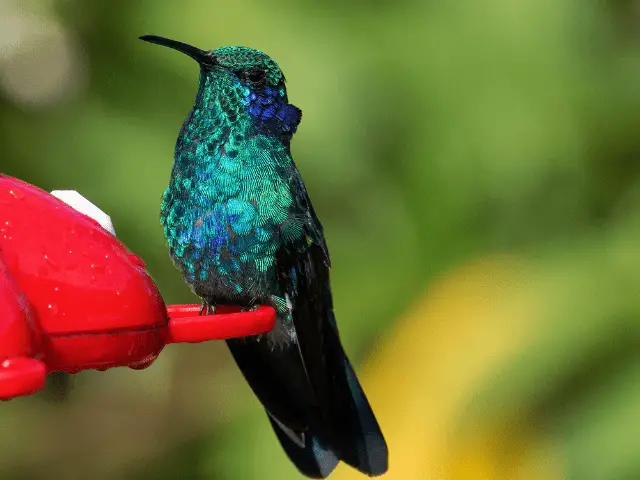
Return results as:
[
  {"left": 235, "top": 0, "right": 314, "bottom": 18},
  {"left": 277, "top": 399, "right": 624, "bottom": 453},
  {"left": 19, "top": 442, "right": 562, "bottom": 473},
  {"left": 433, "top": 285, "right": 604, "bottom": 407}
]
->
[{"left": 140, "top": 35, "right": 388, "bottom": 478}]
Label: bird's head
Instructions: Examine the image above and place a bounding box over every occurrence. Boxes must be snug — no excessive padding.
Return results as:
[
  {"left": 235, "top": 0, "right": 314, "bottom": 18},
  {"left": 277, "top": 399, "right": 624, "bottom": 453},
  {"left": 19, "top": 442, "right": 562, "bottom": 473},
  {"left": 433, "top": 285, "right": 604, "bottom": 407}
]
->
[{"left": 140, "top": 35, "right": 301, "bottom": 136}]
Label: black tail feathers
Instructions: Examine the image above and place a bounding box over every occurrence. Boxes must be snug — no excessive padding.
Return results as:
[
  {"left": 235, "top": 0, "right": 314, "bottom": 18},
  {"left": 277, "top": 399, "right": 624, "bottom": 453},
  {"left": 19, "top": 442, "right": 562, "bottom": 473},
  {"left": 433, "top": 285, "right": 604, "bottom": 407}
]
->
[
  {"left": 268, "top": 415, "right": 340, "bottom": 478},
  {"left": 266, "top": 329, "right": 388, "bottom": 477}
]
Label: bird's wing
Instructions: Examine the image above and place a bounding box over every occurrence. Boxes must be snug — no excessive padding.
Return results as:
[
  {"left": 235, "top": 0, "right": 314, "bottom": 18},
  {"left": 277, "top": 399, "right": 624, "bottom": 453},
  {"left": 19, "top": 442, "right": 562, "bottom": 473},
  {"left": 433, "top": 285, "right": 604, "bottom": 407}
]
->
[{"left": 272, "top": 166, "right": 388, "bottom": 476}]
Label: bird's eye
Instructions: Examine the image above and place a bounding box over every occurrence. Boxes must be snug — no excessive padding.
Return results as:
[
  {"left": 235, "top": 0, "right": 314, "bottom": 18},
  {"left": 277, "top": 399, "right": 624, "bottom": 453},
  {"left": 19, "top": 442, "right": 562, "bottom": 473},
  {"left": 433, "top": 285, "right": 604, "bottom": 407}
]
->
[{"left": 240, "top": 68, "right": 267, "bottom": 86}]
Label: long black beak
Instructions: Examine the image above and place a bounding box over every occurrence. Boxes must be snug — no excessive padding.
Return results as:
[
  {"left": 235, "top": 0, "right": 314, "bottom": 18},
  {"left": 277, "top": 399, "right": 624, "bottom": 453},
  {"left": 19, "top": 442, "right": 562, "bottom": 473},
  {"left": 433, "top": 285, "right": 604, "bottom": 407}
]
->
[{"left": 139, "top": 35, "right": 216, "bottom": 66}]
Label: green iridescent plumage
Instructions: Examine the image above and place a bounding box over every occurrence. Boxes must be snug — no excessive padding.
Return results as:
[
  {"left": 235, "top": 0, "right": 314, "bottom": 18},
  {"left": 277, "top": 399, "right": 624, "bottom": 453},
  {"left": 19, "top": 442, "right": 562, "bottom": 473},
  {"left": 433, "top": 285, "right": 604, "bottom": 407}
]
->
[
  {"left": 141, "top": 35, "right": 387, "bottom": 478},
  {"left": 159, "top": 45, "right": 313, "bottom": 310}
]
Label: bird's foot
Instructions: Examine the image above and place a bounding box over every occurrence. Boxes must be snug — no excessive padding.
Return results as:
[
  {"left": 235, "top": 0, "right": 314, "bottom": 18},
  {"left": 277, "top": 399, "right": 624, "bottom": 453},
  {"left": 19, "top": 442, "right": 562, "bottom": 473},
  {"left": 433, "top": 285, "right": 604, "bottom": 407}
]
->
[
  {"left": 199, "top": 302, "right": 216, "bottom": 315},
  {"left": 240, "top": 305, "right": 260, "bottom": 313}
]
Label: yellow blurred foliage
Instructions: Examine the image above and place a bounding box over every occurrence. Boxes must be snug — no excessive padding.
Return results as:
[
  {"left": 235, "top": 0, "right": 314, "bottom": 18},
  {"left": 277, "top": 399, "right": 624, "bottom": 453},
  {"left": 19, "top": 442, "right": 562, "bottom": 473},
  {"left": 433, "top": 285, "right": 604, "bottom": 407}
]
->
[{"left": 333, "top": 256, "right": 564, "bottom": 480}]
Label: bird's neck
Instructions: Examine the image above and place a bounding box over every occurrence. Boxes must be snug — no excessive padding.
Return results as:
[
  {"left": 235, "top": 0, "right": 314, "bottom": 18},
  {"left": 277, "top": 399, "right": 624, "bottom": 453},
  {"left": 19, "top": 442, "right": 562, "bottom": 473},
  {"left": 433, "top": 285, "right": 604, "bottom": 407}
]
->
[
  {"left": 170, "top": 70, "right": 301, "bottom": 180},
  {"left": 173, "top": 76, "right": 253, "bottom": 173}
]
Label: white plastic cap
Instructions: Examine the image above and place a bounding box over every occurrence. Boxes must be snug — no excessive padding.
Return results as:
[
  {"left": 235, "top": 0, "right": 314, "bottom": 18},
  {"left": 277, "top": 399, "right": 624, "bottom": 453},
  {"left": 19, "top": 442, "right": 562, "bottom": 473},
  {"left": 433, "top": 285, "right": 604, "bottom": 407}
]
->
[{"left": 50, "top": 190, "right": 116, "bottom": 236}]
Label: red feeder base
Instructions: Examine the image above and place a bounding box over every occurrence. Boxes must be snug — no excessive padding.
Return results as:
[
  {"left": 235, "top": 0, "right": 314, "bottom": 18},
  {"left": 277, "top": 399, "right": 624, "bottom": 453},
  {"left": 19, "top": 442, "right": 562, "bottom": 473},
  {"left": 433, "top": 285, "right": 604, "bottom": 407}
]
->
[{"left": 0, "top": 174, "right": 276, "bottom": 400}]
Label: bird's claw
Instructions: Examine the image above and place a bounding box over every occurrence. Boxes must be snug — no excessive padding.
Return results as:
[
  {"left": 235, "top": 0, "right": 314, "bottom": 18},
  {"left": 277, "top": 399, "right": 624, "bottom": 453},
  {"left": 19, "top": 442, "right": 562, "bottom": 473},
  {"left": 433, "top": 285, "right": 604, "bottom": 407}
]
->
[{"left": 199, "top": 302, "right": 216, "bottom": 315}]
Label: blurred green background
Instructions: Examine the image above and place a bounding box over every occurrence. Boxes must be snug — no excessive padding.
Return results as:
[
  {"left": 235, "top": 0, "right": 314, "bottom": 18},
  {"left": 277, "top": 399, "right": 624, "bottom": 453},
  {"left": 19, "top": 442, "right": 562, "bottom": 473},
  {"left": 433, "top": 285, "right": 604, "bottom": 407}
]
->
[{"left": 1, "top": 0, "right": 639, "bottom": 478}]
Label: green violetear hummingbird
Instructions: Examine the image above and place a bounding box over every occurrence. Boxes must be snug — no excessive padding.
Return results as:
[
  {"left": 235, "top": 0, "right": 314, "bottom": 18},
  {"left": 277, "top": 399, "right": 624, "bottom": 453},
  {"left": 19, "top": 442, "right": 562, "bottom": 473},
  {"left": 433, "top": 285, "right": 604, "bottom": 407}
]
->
[{"left": 140, "top": 35, "right": 388, "bottom": 478}]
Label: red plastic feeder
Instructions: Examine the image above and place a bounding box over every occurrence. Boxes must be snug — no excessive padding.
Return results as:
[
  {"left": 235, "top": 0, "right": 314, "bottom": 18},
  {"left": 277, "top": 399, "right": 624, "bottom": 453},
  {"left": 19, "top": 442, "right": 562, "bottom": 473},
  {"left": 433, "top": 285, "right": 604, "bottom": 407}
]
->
[{"left": 0, "top": 175, "right": 275, "bottom": 400}]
